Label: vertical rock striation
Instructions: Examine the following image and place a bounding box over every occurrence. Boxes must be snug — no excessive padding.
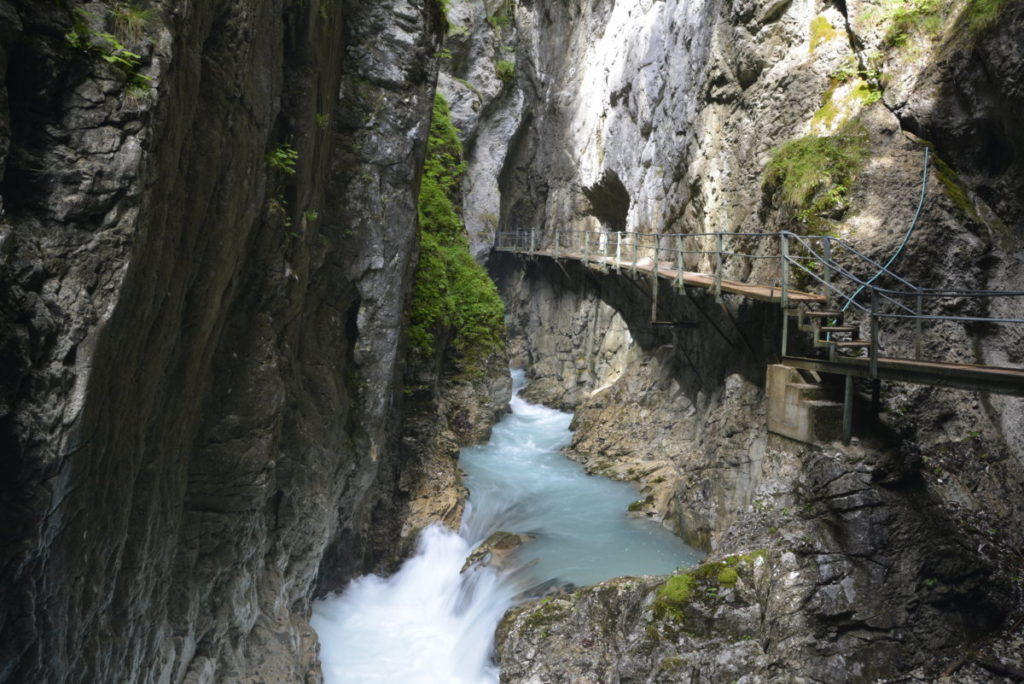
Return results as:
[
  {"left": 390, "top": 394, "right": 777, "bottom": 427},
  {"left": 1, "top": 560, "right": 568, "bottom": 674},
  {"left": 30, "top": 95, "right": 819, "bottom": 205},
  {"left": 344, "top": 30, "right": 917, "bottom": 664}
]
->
[{"left": 0, "top": 0, "right": 443, "bottom": 681}]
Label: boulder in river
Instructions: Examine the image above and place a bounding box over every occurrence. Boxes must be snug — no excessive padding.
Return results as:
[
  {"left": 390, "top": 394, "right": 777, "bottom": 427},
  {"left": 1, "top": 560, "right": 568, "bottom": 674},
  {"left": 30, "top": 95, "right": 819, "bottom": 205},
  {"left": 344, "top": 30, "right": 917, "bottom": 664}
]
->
[{"left": 461, "top": 531, "right": 534, "bottom": 573}]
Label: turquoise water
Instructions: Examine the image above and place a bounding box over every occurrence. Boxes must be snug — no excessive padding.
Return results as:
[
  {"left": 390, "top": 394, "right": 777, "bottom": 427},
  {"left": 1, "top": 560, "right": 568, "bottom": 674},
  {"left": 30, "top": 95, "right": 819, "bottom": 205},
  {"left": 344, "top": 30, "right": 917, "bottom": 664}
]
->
[
  {"left": 312, "top": 370, "right": 703, "bottom": 683},
  {"left": 460, "top": 370, "right": 703, "bottom": 588}
]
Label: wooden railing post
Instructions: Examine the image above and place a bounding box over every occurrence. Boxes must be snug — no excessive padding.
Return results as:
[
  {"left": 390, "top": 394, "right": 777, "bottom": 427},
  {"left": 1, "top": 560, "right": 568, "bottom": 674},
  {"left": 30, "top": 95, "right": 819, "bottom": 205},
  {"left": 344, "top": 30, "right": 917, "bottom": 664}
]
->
[
  {"left": 529, "top": 229, "right": 535, "bottom": 255},
  {"left": 583, "top": 230, "right": 590, "bottom": 265},
  {"left": 616, "top": 231, "right": 622, "bottom": 273}
]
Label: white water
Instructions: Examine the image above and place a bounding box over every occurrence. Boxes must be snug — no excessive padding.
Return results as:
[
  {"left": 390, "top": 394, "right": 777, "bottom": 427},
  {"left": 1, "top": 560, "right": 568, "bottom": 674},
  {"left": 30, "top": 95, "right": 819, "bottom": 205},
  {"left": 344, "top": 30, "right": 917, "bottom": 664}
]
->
[{"left": 312, "top": 370, "right": 703, "bottom": 683}]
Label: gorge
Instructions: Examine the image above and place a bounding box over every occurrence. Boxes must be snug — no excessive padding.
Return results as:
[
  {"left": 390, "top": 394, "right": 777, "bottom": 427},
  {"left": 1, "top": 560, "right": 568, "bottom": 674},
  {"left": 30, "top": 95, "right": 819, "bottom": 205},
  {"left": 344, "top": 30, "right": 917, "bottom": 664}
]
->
[{"left": 1, "top": 0, "right": 1023, "bottom": 682}]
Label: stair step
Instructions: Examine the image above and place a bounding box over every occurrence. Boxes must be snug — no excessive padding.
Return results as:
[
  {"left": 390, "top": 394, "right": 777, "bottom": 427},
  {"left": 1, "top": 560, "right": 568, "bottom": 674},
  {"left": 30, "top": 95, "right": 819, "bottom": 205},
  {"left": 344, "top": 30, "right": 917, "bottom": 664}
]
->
[
  {"left": 805, "top": 310, "right": 844, "bottom": 318},
  {"left": 819, "top": 326, "right": 858, "bottom": 333},
  {"left": 833, "top": 340, "right": 871, "bottom": 348},
  {"left": 788, "top": 382, "right": 830, "bottom": 401},
  {"left": 802, "top": 399, "right": 844, "bottom": 409},
  {"left": 797, "top": 369, "right": 822, "bottom": 383}
]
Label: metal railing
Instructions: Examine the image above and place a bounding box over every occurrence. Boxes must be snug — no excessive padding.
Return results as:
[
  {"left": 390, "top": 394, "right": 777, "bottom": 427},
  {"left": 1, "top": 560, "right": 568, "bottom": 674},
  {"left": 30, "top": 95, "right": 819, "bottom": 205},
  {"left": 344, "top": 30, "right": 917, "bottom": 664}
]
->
[{"left": 495, "top": 228, "right": 1024, "bottom": 378}]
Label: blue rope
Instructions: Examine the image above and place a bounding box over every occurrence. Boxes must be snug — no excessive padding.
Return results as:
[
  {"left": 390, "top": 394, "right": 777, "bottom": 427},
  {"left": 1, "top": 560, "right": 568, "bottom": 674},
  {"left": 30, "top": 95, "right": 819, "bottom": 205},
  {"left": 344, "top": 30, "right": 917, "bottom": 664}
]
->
[{"left": 842, "top": 146, "right": 930, "bottom": 311}]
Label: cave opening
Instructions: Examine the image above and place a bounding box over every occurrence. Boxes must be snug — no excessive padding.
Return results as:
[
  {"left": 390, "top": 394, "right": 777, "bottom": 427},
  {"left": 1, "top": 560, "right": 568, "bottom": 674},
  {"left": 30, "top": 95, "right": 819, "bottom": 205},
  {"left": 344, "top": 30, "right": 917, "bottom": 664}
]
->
[{"left": 582, "top": 169, "right": 631, "bottom": 233}]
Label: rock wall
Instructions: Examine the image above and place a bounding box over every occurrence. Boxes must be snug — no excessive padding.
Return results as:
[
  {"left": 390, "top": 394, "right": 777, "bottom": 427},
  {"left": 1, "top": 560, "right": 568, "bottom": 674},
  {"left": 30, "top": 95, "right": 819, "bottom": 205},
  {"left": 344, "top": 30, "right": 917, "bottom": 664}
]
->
[
  {"left": 467, "top": 0, "right": 1024, "bottom": 679},
  {"left": 0, "top": 1, "right": 443, "bottom": 681}
]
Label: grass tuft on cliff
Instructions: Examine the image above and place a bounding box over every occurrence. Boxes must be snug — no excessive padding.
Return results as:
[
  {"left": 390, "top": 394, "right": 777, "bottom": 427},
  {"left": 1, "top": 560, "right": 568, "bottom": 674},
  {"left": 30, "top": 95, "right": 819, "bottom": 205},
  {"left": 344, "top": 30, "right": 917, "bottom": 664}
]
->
[
  {"left": 879, "top": 0, "right": 1019, "bottom": 48},
  {"left": 763, "top": 122, "right": 870, "bottom": 234},
  {"left": 408, "top": 94, "right": 505, "bottom": 372}
]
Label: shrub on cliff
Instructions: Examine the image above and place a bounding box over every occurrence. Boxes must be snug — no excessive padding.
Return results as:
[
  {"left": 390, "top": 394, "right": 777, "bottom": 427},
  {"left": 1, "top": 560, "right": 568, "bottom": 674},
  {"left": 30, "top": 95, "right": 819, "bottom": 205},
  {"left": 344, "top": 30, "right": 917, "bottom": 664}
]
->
[{"left": 408, "top": 94, "right": 505, "bottom": 373}]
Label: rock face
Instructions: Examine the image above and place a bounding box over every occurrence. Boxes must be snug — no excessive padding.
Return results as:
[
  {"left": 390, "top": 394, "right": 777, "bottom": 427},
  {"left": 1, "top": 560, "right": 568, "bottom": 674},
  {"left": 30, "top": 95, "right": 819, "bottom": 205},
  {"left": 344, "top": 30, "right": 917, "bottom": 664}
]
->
[
  {"left": 0, "top": 0, "right": 444, "bottom": 681},
  {"left": 438, "top": 0, "right": 526, "bottom": 259},
  {"left": 399, "top": 351, "right": 512, "bottom": 547},
  {"left": 463, "top": 0, "right": 1024, "bottom": 679}
]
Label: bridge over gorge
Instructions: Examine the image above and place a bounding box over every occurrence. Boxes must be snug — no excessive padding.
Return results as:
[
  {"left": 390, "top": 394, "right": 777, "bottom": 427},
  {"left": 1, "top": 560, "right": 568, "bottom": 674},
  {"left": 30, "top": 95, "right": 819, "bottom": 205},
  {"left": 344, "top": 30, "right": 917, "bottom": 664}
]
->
[{"left": 494, "top": 228, "right": 1024, "bottom": 444}]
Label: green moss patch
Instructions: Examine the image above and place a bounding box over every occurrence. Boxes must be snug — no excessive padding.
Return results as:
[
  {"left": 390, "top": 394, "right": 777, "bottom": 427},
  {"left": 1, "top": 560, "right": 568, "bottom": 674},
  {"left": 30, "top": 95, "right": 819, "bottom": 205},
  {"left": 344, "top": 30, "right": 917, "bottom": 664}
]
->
[
  {"left": 882, "top": 0, "right": 944, "bottom": 46},
  {"left": 522, "top": 598, "right": 570, "bottom": 632},
  {"left": 628, "top": 495, "right": 654, "bottom": 512},
  {"left": 717, "top": 566, "right": 739, "bottom": 587},
  {"left": 495, "top": 59, "right": 515, "bottom": 84},
  {"left": 653, "top": 572, "right": 695, "bottom": 621},
  {"left": 960, "top": 0, "right": 1020, "bottom": 34},
  {"left": 809, "top": 16, "right": 840, "bottom": 52},
  {"left": 876, "top": 0, "right": 1019, "bottom": 50},
  {"left": 763, "top": 122, "right": 870, "bottom": 234},
  {"left": 652, "top": 551, "right": 766, "bottom": 623},
  {"left": 408, "top": 94, "right": 505, "bottom": 373}
]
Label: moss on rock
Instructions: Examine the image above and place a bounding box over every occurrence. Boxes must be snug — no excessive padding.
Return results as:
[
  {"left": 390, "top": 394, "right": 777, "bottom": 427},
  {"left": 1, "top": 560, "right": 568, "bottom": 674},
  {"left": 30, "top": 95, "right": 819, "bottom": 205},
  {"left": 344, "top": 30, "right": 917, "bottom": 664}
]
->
[
  {"left": 408, "top": 94, "right": 506, "bottom": 373},
  {"left": 717, "top": 566, "right": 739, "bottom": 587},
  {"left": 763, "top": 121, "right": 870, "bottom": 234},
  {"left": 809, "top": 16, "right": 840, "bottom": 52},
  {"left": 652, "top": 551, "right": 766, "bottom": 623}
]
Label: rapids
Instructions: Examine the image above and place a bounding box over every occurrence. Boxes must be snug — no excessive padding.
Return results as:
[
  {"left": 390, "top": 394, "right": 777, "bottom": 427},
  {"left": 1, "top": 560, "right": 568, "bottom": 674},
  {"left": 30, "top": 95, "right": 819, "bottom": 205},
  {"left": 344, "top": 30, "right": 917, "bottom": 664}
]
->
[{"left": 312, "top": 370, "right": 702, "bottom": 683}]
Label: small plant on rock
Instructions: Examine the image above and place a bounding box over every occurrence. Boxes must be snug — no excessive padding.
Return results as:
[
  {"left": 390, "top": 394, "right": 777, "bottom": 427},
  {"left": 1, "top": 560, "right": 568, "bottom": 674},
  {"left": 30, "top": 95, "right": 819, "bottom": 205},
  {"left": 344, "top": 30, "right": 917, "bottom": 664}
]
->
[
  {"left": 65, "top": 8, "right": 152, "bottom": 92},
  {"left": 267, "top": 144, "right": 299, "bottom": 176},
  {"left": 112, "top": 3, "right": 154, "bottom": 42},
  {"left": 495, "top": 59, "right": 515, "bottom": 84}
]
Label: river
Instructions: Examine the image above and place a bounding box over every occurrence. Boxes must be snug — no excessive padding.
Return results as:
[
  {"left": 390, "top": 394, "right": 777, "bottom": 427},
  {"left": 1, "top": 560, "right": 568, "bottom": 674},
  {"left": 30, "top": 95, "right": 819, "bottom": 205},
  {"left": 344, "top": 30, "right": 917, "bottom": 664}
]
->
[{"left": 311, "top": 369, "right": 703, "bottom": 683}]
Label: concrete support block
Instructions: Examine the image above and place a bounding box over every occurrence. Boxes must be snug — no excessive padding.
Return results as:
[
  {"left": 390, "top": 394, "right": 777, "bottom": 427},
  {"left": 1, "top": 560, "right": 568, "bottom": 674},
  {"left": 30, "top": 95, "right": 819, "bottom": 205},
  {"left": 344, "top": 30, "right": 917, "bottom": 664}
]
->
[{"left": 767, "top": 364, "right": 842, "bottom": 444}]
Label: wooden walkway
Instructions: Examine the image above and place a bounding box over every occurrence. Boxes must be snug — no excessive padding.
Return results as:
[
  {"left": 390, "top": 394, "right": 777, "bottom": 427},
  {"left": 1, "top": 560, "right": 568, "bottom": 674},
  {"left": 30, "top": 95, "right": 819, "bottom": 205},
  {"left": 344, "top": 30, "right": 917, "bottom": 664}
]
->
[
  {"left": 784, "top": 355, "right": 1024, "bottom": 397},
  {"left": 548, "top": 251, "right": 827, "bottom": 305},
  {"left": 524, "top": 249, "right": 1024, "bottom": 397}
]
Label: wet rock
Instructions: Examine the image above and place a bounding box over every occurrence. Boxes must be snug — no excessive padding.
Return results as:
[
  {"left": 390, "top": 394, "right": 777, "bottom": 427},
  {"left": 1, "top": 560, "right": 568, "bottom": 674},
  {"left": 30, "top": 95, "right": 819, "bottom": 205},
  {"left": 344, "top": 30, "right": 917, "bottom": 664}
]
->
[{"left": 462, "top": 530, "right": 533, "bottom": 573}]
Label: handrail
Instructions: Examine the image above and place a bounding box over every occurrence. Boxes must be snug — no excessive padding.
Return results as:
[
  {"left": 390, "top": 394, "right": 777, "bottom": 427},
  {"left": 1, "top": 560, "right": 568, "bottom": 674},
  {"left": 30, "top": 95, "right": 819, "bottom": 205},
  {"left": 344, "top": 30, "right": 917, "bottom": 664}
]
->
[
  {"left": 845, "top": 146, "right": 930, "bottom": 307},
  {"left": 494, "top": 227, "right": 1024, "bottom": 371},
  {"left": 782, "top": 232, "right": 918, "bottom": 316}
]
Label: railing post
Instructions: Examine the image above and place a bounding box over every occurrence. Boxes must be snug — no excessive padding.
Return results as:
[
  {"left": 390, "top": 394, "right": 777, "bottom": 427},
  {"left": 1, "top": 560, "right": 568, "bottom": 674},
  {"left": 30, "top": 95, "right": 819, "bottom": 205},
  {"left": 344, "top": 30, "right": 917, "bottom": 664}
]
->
[
  {"left": 714, "top": 232, "right": 724, "bottom": 303},
  {"left": 584, "top": 230, "right": 590, "bottom": 265},
  {"left": 842, "top": 375, "right": 853, "bottom": 445},
  {"left": 675, "top": 234, "right": 683, "bottom": 291},
  {"left": 780, "top": 232, "right": 790, "bottom": 310},
  {"left": 651, "top": 233, "right": 660, "bottom": 322},
  {"left": 632, "top": 233, "right": 638, "bottom": 274},
  {"left": 782, "top": 303, "right": 789, "bottom": 358},
  {"left": 554, "top": 226, "right": 560, "bottom": 255},
  {"left": 914, "top": 292, "right": 923, "bottom": 360},
  {"left": 616, "top": 231, "right": 622, "bottom": 273},
  {"left": 529, "top": 229, "right": 535, "bottom": 255},
  {"left": 870, "top": 286, "right": 879, "bottom": 380},
  {"left": 822, "top": 237, "right": 833, "bottom": 309}
]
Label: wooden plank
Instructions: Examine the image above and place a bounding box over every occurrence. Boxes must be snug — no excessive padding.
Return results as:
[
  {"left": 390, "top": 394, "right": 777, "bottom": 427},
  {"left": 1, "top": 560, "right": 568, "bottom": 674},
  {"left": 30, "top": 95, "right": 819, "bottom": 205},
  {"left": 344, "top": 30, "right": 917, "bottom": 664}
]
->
[
  {"left": 572, "top": 252, "right": 825, "bottom": 304},
  {"left": 783, "top": 356, "right": 1024, "bottom": 397}
]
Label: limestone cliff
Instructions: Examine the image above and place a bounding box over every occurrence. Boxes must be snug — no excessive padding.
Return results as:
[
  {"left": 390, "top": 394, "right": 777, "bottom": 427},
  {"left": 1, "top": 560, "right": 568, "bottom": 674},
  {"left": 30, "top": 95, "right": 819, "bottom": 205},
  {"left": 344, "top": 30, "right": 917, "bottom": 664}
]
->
[
  {"left": 0, "top": 0, "right": 444, "bottom": 681},
  {"left": 444, "top": 0, "right": 1024, "bottom": 679}
]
